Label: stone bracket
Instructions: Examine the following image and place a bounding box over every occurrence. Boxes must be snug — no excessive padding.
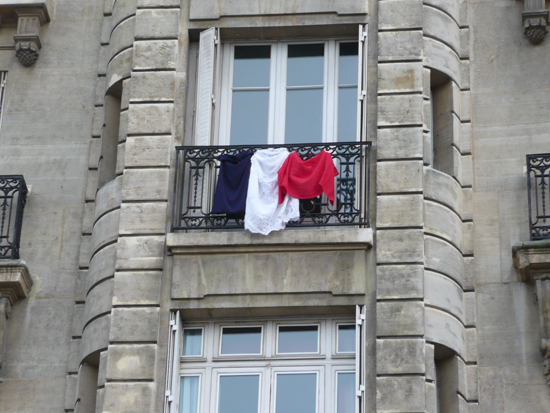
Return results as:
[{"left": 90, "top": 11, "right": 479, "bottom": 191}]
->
[
  {"left": 522, "top": 0, "right": 549, "bottom": 45},
  {"left": 14, "top": 8, "right": 45, "bottom": 66},
  {"left": 513, "top": 241, "right": 550, "bottom": 385}
]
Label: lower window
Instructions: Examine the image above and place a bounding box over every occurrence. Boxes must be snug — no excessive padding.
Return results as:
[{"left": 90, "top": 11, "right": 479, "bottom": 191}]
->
[{"left": 177, "top": 317, "right": 357, "bottom": 413}]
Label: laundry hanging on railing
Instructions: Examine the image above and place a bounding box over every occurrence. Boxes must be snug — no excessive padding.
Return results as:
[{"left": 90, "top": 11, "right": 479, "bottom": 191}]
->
[
  {"left": 210, "top": 148, "right": 338, "bottom": 235},
  {"left": 277, "top": 150, "right": 339, "bottom": 205},
  {"left": 244, "top": 148, "right": 300, "bottom": 235},
  {"left": 211, "top": 150, "right": 253, "bottom": 216}
]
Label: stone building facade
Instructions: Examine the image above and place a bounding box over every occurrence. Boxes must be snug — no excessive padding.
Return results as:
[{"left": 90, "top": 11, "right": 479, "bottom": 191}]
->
[{"left": 0, "top": 0, "right": 549, "bottom": 412}]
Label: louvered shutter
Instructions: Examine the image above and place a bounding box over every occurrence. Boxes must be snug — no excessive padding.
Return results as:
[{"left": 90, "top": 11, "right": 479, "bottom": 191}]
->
[
  {"left": 356, "top": 25, "right": 368, "bottom": 142},
  {"left": 164, "top": 311, "right": 182, "bottom": 413},
  {"left": 195, "top": 27, "right": 219, "bottom": 146},
  {"left": 355, "top": 305, "right": 366, "bottom": 413}
]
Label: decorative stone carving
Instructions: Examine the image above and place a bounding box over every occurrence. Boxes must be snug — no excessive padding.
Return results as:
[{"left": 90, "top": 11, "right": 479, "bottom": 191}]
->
[
  {"left": 0, "top": 260, "right": 32, "bottom": 369},
  {"left": 513, "top": 241, "right": 550, "bottom": 386},
  {"left": 523, "top": 11, "right": 549, "bottom": 44},
  {"left": 14, "top": 9, "right": 44, "bottom": 66}
]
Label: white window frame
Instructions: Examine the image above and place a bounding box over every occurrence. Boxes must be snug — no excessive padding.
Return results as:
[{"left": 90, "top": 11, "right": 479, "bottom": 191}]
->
[
  {"left": 275, "top": 322, "right": 322, "bottom": 356},
  {"left": 181, "top": 326, "right": 205, "bottom": 359},
  {"left": 217, "top": 39, "right": 359, "bottom": 146},
  {"left": 216, "top": 323, "right": 265, "bottom": 357},
  {"left": 212, "top": 368, "right": 265, "bottom": 413},
  {"left": 271, "top": 367, "right": 323, "bottom": 413},
  {"left": 334, "top": 322, "right": 357, "bottom": 356}
]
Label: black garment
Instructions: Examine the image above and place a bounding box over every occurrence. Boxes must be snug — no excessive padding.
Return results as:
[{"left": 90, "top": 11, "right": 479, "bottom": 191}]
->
[{"left": 211, "top": 151, "right": 253, "bottom": 215}]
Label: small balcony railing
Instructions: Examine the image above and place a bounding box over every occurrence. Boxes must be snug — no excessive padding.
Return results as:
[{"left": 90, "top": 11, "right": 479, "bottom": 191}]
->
[
  {"left": 172, "top": 142, "right": 371, "bottom": 231},
  {"left": 0, "top": 175, "right": 28, "bottom": 259},
  {"left": 528, "top": 154, "right": 550, "bottom": 241}
]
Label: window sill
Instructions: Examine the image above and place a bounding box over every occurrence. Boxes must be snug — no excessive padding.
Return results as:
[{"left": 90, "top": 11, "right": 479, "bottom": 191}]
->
[
  {"left": 0, "top": 259, "right": 33, "bottom": 305},
  {"left": 167, "top": 227, "right": 373, "bottom": 255}
]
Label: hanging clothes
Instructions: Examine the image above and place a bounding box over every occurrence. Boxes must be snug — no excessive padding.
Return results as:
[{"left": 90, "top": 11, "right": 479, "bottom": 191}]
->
[
  {"left": 278, "top": 150, "right": 339, "bottom": 205},
  {"left": 211, "top": 150, "right": 253, "bottom": 216},
  {"left": 245, "top": 148, "right": 300, "bottom": 235}
]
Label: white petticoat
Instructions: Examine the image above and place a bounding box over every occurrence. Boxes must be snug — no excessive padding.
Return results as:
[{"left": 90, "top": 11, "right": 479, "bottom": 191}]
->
[{"left": 244, "top": 148, "right": 300, "bottom": 235}]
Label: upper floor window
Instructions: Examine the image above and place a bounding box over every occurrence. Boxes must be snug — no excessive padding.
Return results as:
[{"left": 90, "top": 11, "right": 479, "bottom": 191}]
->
[
  {"left": 219, "top": 41, "right": 359, "bottom": 146},
  {"left": 191, "top": 26, "right": 368, "bottom": 147}
]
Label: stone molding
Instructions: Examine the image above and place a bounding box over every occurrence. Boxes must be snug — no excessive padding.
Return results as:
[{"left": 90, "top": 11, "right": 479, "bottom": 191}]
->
[
  {"left": 167, "top": 228, "right": 373, "bottom": 255},
  {"left": 513, "top": 241, "right": 550, "bottom": 385},
  {"left": 0, "top": 259, "right": 33, "bottom": 304}
]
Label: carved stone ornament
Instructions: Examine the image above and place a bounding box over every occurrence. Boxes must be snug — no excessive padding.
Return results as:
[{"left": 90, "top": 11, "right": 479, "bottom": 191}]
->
[
  {"left": 15, "top": 41, "right": 39, "bottom": 66},
  {"left": 522, "top": 10, "right": 549, "bottom": 44},
  {"left": 13, "top": 10, "right": 44, "bottom": 67},
  {"left": 513, "top": 241, "right": 550, "bottom": 386}
]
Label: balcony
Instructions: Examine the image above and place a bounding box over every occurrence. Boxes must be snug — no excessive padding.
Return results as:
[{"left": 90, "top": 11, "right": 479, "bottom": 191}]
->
[
  {"left": 171, "top": 142, "right": 371, "bottom": 232},
  {"left": 0, "top": 175, "right": 27, "bottom": 259},
  {"left": 528, "top": 154, "right": 550, "bottom": 241}
]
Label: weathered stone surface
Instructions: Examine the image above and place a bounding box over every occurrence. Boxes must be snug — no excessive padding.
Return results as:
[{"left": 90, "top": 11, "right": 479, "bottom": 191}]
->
[
  {"left": 424, "top": 6, "right": 460, "bottom": 56},
  {"left": 82, "top": 279, "right": 114, "bottom": 327},
  {"left": 376, "top": 229, "right": 424, "bottom": 263},
  {"left": 377, "top": 127, "right": 423, "bottom": 160},
  {"left": 90, "top": 209, "right": 120, "bottom": 256},
  {"left": 135, "top": 9, "right": 179, "bottom": 39},
  {"left": 109, "top": 307, "right": 159, "bottom": 343},
  {"left": 377, "top": 265, "right": 424, "bottom": 300},
  {"left": 116, "top": 235, "right": 165, "bottom": 270},
  {"left": 377, "top": 194, "right": 423, "bottom": 228},
  {"left": 81, "top": 315, "right": 111, "bottom": 361},
  {"left": 379, "top": 0, "right": 422, "bottom": 31},
  {"left": 130, "top": 71, "right": 176, "bottom": 102},
  {"left": 133, "top": 40, "right": 177, "bottom": 70},
  {"left": 377, "top": 161, "right": 423, "bottom": 193},
  {"left": 106, "top": 344, "right": 156, "bottom": 380},
  {"left": 377, "top": 301, "right": 424, "bottom": 337},
  {"left": 378, "top": 31, "right": 423, "bottom": 62},
  {"left": 113, "top": 271, "right": 161, "bottom": 305},
  {"left": 377, "top": 376, "right": 426, "bottom": 412},
  {"left": 121, "top": 168, "right": 169, "bottom": 201},
  {"left": 378, "top": 94, "right": 424, "bottom": 126},
  {"left": 124, "top": 136, "right": 172, "bottom": 167},
  {"left": 377, "top": 339, "right": 425, "bottom": 375},
  {"left": 119, "top": 202, "right": 167, "bottom": 235},
  {"left": 109, "top": 17, "right": 135, "bottom": 61},
  {"left": 425, "top": 270, "right": 464, "bottom": 323},
  {"left": 103, "top": 383, "right": 154, "bottom": 413},
  {"left": 424, "top": 200, "right": 463, "bottom": 251},
  {"left": 425, "top": 307, "right": 465, "bottom": 359},
  {"left": 127, "top": 103, "right": 173, "bottom": 135}
]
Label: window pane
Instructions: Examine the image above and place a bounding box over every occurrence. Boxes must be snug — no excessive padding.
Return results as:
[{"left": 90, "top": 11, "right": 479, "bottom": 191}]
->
[
  {"left": 278, "top": 325, "right": 318, "bottom": 353},
  {"left": 230, "top": 90, "right": 269, "bottom": 145},
  {"left": 337, "top": 324, "right": 356, "bottom": 353},
  {"left": 337, "top": 87, "right": 357, "bottom": 142},
  {"left": 285, "top": 89, "right": 323, "bottom": 144},
  {"left": 287, "top": 44, "right": 324, "bottom": 87},
  {"left": 276, "top": 373, "right": 317, "bottom": 413},
  {"left": 221, "top": 327, "right": 262, "bottom": 354},
  {"left": 218, "top": 375, "right": 260, "bottom": 413},
  {"left": 179, "top": 376, "right": 199, "bottom": 413},
  {"left": 339, "top": 43, "right": 359, "bottom": 85},
  {"left": 337, "top": 372, "right": 355, "bottom": 413},
  {"left": 233, "top": 45, "right": 271, "bottom": 88},
  {"left": 183, "top": 328, "right": 202, "bottom": 356}
]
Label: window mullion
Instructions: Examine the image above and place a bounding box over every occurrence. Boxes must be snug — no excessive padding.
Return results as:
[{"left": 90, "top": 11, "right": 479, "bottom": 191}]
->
[
  {"left": 274, "top": 42, "right": 287, "bottom": 144},
  {"left": 325, "top": 40, "right": 337, "bottom": 143}
]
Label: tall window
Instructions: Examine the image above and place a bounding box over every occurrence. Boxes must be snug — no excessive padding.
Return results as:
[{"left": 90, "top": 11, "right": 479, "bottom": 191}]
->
[
  {"left": 170, "top": 317, "right": 360, "bottom": 413},
  {"left": 219, "top": 41, "right": 359, "bottom": 146}
]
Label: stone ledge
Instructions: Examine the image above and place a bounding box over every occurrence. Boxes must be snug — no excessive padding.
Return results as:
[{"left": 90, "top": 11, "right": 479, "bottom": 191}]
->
[
  {"left": 167, "top": 228, "right": 373, "bottom": 255},
  {"left": 0, "top": 0, "right": 51, "bottom": 23},
  {"left": 0, "top": 260, "right": 33, "bottom": 304},
  {"left": 512, "top": 240, "right": 550, "bottom": 283}
]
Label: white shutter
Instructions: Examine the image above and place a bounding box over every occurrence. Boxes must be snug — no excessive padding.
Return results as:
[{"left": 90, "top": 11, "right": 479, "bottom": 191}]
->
[
  {"left": 355, "top": 305, "right": 366, "bottom": 413},
  {"left": 164, "top": 311, "right": 182, "bottom": 413},
  {"left": 356, "top": 25, "right": 368, "bottom": 142},
  {"left": 195, "top": 27, "right": 219, "bottom": 146}
]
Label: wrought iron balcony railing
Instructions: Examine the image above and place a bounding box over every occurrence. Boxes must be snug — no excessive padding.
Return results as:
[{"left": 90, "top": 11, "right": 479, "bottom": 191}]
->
[
  {"left": 0, "top": 175, "right": 28, "bottom": 259},
  {"left": 528, "top": 154, "right": 550, "bottom": 241},
  {"left": 172, "top": 142, "right": 371, "bottom": 231}
]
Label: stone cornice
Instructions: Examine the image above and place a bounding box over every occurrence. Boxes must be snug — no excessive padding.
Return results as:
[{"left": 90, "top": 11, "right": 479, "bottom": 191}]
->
[
  {"left": 0, "top": 1, "right": 51, "bottom": 24},
  {"left": 0, "top": 260, "right": 33, "bottom": 304}
]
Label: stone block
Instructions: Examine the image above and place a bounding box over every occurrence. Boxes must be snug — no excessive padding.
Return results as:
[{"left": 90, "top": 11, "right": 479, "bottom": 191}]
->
[
  {"left": 460, "top": 122, "right": 472, "bottom": 155},
  {"left": 424, "top": 37, "right": 460, "bottom": 87},
  {"left": 377, "top": 127, "right": 423, "bottom": 160},
  {"left": 130, "top": 71, "right": 176, "bottom": 102},
  {"left": 109, "top": 17, "right": 135, "bottom": 61},
  {"left": 121, "top": 79, "right": 131, "bottom": 110},
  {"left": 426, "top": 381, "right": 437, "bottom": 413},
  {"left": 377, "top": 194, "right": 423, "bottom": 228},
  {"left": 127, "top": 103, "right": 174, "bottom": 135},
  {"left": 67, "top": 339, "right": 81, "bottom": 374},
  {"left": 96, "top": 388, "right": 105, "bottom": 413},
  {"left": 125, "top": 135, "right": 172, "bottom": 167},
  {"left": 98, "top": 350, "right": 108, "bottom": 387},
  {"left": 94, "top": 177, "right": 122, "bottom": 222},
  {"left": 121, "top": 168, "right": 169, "bottom": 201},
  {"left": 112, "top": 0, "right": 138, "bottom": 29},
  {"left": 378, "top": 30, "right": 423, "bottom": 62},
  {"left": 113, "top": 271, "right": 162, "bottom": 305},
  {"left": 379, "top": 0, "right": 422, "bottom": 31},
  {"left": 88, "top": 138, "right": 101, "bottom": 169},
  {"left": 424, "top": 6, "right": 460, "bottom": 55},
  {"left": 376, "top": 229, "right": 424, "bottom": 264},
  {"left": 83, "top": 279, "right": 114, "bottom": 327},
  {"left": 88, "top": 244, "right": 117, "bottom": 292},
  {"left": 138, "top": 0, "right": 180, "bottom": 6},
  {"left": 116, "top": 235, "right": 165, "bottom": 270},
  {"left": 377, "top": 339, "right": 425, "bottom": 375},
  {"left": 103, "top": 383, "right": 154, "bottom": 413},
  {"left": 425, "top": 270, "right": 464, "bottom": 323},
  {"left": 377, "top": 301, "right": 424, "bottom": 337},
  {"left": 425, "top": 307, "right": 465, "bottom": 358},
  {"left": 426, "top": 343, "right": 435, "bottom": 381},
  {"left": 377, "top": 161, "right": 423, "bottom": 193},
  {"left": 378, "top": 94, "right": 423, "bottom": 126},
  {"left": 106, "top": 344, "right": 157, "bottom": 380},
  {"left": 119, "top": 202, "right": 167, "bottom": 234},
  {"left": 378, "top": 61, "right": 423, "bottom": 94},
  {"left": 133, "top": 40, "right": 178, "bottom": 70},
  {"left": 376, "top": 264, "right": 424, "bottom": 300},
  {"left": 64, "top": 374, "right": 78, "bottom": 411},
  {"left": 109, "top": 307, "right": 159, "bottom": 343},
  {"left": 80, "top": 315, "right": 111, "bottom": 361},
  {"left": 424, "top": 200, "right": 463, "bottom": 251},
  {"left": 425, "top": 235, "right": 465, "bottom": 288},
  {"left": 82, "top": 202, "right": 95, "bottom": 235},
  {"left": 376, "top": 376, "right": 426, "bottom": 412},
  {"left": 85, "top": 170, "right": 99, "bottom": 201},
  {"left": 71, "top": 304, "right": 84, "bottom": 338},
  {"left": 464, "top": 292, "right": 476, "bottom": 327},
  {"left": 116, "top": 143, "right": 126, "bottom": 175},
  {"left": 91, "top": 209, "right": 120, "bottom": 256},
  {"left": 119, "top": 110, "right": 129, "bottom": 142},
  {"left": 425, "top": 0, "right": 459, "bottom": 24},
  {"left": 106, "top": 48, "right": 133, "bottom": 91},
  {"left": 135, "top": 9, "right": 179, "bottom": 40},
  {"left": 424, "top": 167, "right": 462, "bottom": 216}
]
